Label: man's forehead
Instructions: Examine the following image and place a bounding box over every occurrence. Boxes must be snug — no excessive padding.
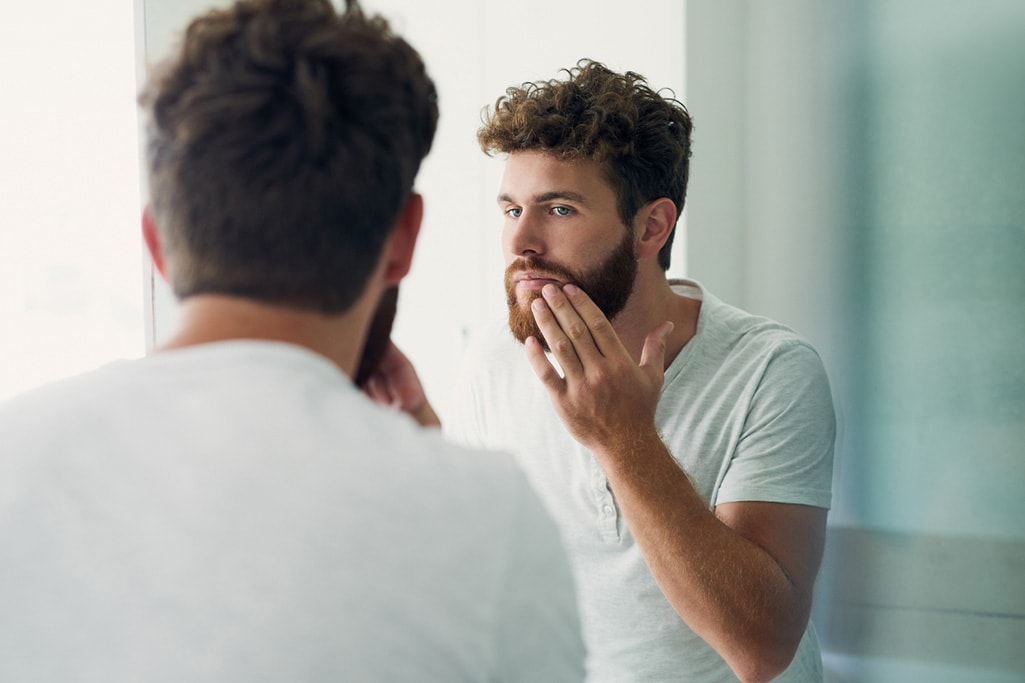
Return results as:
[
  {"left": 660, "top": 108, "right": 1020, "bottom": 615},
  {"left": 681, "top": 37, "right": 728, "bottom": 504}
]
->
[{"left": 498, "top": 151, "right": 610, "bottom": 203}]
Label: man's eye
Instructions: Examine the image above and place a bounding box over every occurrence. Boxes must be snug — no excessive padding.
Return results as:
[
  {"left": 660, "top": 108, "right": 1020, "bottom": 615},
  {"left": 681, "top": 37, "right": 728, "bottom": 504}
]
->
[
  {"left": 552, "top": 206, "right": 572, "bottom": 216},
  {"left": 505, "top": 207, "right": 522, "bottom": 218}
]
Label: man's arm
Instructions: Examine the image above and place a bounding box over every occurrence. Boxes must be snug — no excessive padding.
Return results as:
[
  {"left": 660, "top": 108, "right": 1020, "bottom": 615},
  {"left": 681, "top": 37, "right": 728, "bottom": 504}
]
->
[
  {"left": 525, "top": 283, "right": 826, "bottom": 683},
  {"left": 594, "top": 438, "right": 826, "bottom": 683}
]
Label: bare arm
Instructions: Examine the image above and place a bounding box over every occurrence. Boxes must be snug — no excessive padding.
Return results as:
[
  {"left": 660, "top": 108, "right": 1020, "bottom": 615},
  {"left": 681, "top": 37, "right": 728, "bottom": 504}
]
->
[
  {"left": 598, "top": 439, "right": 825, "bottom": 683},
  {"left": 526, "top": 283, "right": 825, "bottom": 683}
]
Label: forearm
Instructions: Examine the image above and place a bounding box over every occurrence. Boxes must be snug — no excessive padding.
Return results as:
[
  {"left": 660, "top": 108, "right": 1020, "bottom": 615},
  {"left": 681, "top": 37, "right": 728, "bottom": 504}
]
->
[{"left": 595, "top": 433, "right": 810, "bottom": 683}]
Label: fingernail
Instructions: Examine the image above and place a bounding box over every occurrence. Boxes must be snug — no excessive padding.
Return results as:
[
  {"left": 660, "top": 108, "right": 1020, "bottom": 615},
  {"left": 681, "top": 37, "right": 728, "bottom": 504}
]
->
[
  {"left": 563, "top": 283, "right": 579, "bottom": 296},
  {"left": 542, "top": 283, "right": 558, "bottom": 297}
]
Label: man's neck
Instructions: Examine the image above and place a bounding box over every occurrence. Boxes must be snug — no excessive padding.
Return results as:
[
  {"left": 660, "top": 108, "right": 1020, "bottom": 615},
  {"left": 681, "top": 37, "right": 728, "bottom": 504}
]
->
[
  {"left": 611, "top": 273, "right": 701, "bottom": 369},
  {"left": 158, "top": 295, "right": 364, "bottom": 378}
]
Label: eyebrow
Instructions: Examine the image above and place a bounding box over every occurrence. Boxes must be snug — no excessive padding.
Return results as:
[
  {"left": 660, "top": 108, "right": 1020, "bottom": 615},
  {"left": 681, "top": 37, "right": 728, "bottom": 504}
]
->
[{"left": 497, "top": 190, "right": 591, "bottom": 206}]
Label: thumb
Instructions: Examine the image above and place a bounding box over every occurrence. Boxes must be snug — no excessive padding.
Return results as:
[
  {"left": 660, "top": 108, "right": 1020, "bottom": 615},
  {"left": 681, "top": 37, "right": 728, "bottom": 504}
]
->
[{"left": 639, "top": 321, "right": 674, "bottom": 375}]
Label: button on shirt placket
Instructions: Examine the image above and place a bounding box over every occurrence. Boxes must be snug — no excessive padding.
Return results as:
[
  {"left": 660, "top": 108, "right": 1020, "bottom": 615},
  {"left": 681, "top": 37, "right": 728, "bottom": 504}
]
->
[{"left": 589, "top": 455, "right": 620, "bottom": 542}]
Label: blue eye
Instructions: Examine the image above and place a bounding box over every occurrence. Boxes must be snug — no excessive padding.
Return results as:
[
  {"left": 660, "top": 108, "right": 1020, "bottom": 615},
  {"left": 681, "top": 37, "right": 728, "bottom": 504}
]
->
[
  {"left": 505, "top": 207, "right": 522, "bottom": 218},
  {"left": 552, "top": 206, "right": 572, "bottom": 216}
]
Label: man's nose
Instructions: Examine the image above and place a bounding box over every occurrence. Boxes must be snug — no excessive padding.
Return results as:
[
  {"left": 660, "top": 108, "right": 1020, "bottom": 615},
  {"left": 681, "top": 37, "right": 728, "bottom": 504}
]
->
[{"left": 506, "top": 208, "right": 545, "bottom": 257}]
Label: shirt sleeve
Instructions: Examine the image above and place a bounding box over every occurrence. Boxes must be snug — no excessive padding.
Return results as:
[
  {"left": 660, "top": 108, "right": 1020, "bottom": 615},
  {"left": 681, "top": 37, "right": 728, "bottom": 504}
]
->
[{"left": 715, "top": 341, "right": 836, "bottom": 508}]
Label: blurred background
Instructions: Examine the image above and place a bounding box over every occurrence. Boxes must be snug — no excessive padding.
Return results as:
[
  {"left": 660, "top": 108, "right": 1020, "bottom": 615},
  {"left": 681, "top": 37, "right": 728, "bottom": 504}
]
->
[{"left": 1, "top": 1, "right": 1022, "bottom": 680}]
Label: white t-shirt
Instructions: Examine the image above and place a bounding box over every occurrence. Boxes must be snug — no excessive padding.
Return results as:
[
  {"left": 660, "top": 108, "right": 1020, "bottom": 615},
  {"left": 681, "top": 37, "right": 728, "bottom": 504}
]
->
[
  {"left": 446, "top": 281, "right": 835, "bottom": 682},
  {"left": 0, "top": 341, "right": 585, "bottom": 682}
]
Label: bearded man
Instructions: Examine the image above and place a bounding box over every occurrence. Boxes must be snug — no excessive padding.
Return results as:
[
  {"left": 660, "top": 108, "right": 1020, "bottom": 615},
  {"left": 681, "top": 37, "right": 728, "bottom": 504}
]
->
[{"left": 372, "top": 60, "right": 836, "bottom": 683}]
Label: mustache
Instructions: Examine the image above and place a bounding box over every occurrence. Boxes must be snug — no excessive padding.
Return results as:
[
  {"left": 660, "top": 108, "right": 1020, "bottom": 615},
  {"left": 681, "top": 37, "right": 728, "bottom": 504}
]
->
[{"left": 504, "top": 257, "right": 578, "bottom": 285}]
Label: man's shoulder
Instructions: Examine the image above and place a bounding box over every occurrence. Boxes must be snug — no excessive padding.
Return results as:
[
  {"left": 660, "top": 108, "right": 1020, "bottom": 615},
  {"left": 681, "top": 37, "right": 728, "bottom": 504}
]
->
[
  {"left": 698, "top": 289, "right": 817, "bottom": 356},
  {"left": 0, "top": 360, "right": 131, "bottom": 423},
  {"left": 400, "top": 419, "right": 522, "bottom": 481}
]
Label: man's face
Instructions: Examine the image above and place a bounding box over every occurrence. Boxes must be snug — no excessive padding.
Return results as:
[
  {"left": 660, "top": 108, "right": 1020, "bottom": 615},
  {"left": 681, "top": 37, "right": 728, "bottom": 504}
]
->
[{"left": 499, "top": 151, "right": 638, "bottom": 348}]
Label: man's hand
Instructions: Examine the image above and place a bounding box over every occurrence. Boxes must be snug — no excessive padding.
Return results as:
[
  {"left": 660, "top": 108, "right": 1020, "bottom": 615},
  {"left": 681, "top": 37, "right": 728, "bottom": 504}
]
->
[
  {"left": 525, "top": 283, "right": 673, "bottom": 451},
  {"left": 362, "top": 341, "right": 441, "bottom": 427}
]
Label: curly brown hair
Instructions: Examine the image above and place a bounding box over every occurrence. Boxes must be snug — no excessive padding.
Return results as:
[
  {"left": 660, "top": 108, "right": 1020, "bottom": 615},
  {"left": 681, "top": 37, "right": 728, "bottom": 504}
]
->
[
  {"left": 478, "top": 59, "right": 692, "bottom": 270},
  {"left": 139, "top": 0, "right": 438, "bottom": 313}
]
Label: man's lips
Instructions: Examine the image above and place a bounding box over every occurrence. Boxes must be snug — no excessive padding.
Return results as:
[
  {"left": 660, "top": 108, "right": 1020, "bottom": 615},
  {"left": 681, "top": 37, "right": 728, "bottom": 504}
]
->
[{"left": 513, "top": 272, "right": 564, "bottom": 290}]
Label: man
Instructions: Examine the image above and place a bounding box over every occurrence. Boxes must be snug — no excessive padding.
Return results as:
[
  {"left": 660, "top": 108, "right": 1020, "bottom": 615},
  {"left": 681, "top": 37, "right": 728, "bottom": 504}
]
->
[
  {"left": 0, "top": 1, "right": 584, "bottom": 680},
  {"left": 441, "top": 61, "right": 836, "bottom": 682}
]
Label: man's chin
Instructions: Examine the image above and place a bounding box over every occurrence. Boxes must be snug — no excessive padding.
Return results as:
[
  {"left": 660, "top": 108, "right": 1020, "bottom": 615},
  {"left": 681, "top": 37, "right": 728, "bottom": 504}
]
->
[{"left": 506, "top": 304, "right": 546, "bottom": 349}]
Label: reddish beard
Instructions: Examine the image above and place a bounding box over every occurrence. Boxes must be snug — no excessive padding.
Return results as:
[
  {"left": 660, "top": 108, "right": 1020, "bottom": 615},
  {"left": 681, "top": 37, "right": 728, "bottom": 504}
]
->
[{"left": 504, "top": 230, "right": 638, "bottom": 351}]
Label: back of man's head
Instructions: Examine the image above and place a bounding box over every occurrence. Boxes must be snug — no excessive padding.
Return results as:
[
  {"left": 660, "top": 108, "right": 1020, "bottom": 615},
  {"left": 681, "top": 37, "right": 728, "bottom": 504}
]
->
[{"left": 140, "top": 0, "right": 438, "bottom": 314}]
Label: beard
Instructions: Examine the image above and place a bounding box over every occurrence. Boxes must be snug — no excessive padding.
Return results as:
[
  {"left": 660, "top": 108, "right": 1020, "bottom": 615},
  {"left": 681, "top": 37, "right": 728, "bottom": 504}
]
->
[
  {"left": 505, "top": 230, "right": 637, "bottom": 351},
  {"left": 355, "top": 284, "right": 399, "bottom": 387}
]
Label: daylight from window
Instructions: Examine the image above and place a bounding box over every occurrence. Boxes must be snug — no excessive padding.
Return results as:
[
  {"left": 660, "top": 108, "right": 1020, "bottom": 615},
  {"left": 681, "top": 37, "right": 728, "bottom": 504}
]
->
[{"left": 0, "top": 1, "right": 144, "bottom": 401}]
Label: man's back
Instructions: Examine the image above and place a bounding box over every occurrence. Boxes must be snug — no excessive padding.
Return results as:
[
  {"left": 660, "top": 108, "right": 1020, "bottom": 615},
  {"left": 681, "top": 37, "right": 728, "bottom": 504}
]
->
[{"left": 0, "top": 341, "right": 584, "bottom": 681}]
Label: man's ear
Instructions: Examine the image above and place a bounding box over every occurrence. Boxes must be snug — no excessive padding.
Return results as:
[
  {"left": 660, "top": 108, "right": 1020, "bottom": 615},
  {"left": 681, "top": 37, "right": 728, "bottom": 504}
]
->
[
  {"left": 141, "top": 206, "right": 169, "bottom": 281},
  {"left": 635, "top": 198, "right": 678, "bottom": 260},
  {"left": 381, "top": 193, "right": 424, "bottom": 285}
]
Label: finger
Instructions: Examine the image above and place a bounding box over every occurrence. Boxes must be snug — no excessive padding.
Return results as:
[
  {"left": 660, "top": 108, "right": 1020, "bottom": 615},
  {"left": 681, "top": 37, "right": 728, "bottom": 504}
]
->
[
  {"left": 639, "top": 321, "right": 674, "bottom": 382},
  {"left": 363, "top": 375, "right": 393, "bottom": 405},
  {"left": 561, "top": 284, "right": 628, "bottom": 359},
  {"left": 384, "top": 370, "right": 420, "bottom": 411},
  {"left": 531, "top": 295, "right": 585, "bottom": 376},
  {"left": 538, "top": 284, "right": 603, "bottom": 365},
  {"left": 524, "top": 334, "right": 567, "bottom": 392}
]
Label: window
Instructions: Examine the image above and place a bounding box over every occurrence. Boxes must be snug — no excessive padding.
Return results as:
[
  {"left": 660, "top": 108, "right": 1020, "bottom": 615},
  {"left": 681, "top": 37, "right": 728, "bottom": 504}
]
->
[{"left": 0, "top": 1, "right": 144, "bottom": 400}]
